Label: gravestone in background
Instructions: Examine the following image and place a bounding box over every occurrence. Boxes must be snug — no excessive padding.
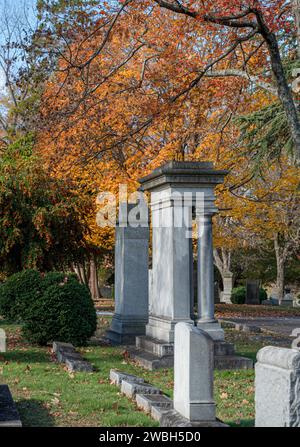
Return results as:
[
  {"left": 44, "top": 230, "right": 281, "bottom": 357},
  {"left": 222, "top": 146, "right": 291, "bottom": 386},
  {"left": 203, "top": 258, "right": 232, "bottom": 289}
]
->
[
  {"left": 255, "top": 346, "right": 300, "bottom": 427},
  {"left": 106, "top": 203, "right": 149, "bottom": 345},
  {"left": 246, "top": 280, "right": 260, "bottom": 305},
  {"left": 220, "top": 272, "right": 233, "bottom": 304},
  {"left": 0, "top": 329, "right": 6, "bottom": 353}
]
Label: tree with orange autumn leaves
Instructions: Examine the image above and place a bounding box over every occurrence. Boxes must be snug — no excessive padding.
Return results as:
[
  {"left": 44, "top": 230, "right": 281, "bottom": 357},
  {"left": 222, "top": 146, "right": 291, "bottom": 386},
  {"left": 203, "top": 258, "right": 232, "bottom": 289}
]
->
[{"left": 32, "top": 1, "right": 299, "bottom": 302}]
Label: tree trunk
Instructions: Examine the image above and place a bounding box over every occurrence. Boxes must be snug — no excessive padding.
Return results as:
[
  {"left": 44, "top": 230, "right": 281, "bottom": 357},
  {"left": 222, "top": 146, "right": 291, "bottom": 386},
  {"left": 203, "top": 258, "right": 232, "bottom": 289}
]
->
[
  {"left": 263, "top": 34, "right": 300, "bottom": 160},
  {"left": 255, "top": 11, "right": 300, "bottom": 161},
  {"left": 88, "top": 255, "right": 102, "bottom": 300},
  {"left": 276, "top": 259, "right": 285, "bottom": 303},
  {"left": 293, "top": 0, "right": 300, "bottom": 58},
  {"left": 274, "top": 234, "right": 285, "bottom": 303}
]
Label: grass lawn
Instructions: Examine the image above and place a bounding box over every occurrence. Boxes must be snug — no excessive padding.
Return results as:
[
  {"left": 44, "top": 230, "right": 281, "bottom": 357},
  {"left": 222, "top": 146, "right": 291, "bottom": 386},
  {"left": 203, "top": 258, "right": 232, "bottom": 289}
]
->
[{"left": 0, "top": 316, "right": 287, "bottom": 428}]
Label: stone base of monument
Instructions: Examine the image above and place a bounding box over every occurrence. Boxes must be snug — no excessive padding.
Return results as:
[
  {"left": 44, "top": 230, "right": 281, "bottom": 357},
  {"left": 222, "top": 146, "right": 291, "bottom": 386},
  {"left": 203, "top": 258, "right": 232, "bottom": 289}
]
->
[
  {"left": 0, "top": 385, "right": 22, "bottom": 427},
  {"left": 136, "top": 394, "right": 173, "bottom": 414},
  {"left": 159, "top": 409, "right": 228, "bottom": 427},
  {"left": 129, "top": 336, "right": 253, "bottom": 370},
  {"left": 105, "top": 314, "right": 147, "bottom": 345}
]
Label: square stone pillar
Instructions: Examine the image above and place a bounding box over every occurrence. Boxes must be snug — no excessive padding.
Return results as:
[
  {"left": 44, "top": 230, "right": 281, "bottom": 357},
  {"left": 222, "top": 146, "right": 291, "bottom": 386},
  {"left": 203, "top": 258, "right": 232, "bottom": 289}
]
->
[
  {"left": 145, "top": 191, "right": 193, "bottom": 343},
  {"left": 106, "top": 204, "right": 149, "bottom": 345}
]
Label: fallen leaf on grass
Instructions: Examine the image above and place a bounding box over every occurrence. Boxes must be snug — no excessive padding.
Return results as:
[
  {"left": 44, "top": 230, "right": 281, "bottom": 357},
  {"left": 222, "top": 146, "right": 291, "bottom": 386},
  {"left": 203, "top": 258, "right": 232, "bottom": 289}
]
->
[
  {"left": 51, "top": 397, "right": 60, "bottom": 406},
  {"left": 220, "top": 392, "right": 228, "bottom": 399},
  {"left": 50, "top": 412, "right": 61, "bottom": 417}
]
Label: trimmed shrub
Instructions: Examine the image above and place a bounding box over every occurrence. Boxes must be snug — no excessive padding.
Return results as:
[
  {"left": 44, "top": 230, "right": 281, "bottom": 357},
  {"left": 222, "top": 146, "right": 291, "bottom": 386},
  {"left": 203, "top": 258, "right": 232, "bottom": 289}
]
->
[
  {"left": 259, "top": 288, "right": 268, "bottom": 303},
  {"left": 231, "top": 285, "right": 267, "bottom": 305},
  {"left": 231, "top": 286, "right": 246, "bottom": 304},
  {"left": 22, "top": 279, "right": 97, "bottom": 346},
  {"left": 0, "top": 270, "right": 41, "bottom": 321}
]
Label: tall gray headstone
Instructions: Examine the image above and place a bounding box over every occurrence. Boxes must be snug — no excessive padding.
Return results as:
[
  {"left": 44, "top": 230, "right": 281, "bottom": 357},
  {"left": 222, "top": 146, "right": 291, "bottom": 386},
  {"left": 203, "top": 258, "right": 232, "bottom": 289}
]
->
[
  {"left": 255, "top": 346, "right": 300, "bottom": 427},
  {"left": 174, "top": 322, "right": 216, "bottom": 422},
  {"left": 0, "top": 329, "right": 6, "bottom": 353},
  {"left": 246, "top": 280, "right": 260, "bottom": 305},
  {"left": 106, "top": 203, "right": 149, "bottom": 344}
]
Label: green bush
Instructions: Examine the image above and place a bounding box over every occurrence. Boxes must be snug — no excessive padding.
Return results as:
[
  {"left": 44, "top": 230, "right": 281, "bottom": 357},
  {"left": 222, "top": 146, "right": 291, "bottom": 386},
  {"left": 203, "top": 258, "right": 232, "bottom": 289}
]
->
[
  {"left": 231, "top": 285, "right": 267, "bottom": 305},
  {"left": 0, "top": 270, "right": 41, "bottom": 321},
  {"left": 22, "top": 279, "right": 97, "bottom": 346},
  {"left": 231, "top": 286, "right": 246, "bottom": 304},
  {"left": 259, "top": 288, "right": 268, "bottom": 303}
]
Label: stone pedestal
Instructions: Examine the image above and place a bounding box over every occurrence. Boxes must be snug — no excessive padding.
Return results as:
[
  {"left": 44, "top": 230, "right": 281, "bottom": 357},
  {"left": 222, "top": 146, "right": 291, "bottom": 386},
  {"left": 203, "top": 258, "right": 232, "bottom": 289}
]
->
[
  {"left": 174, "top": 323, "right": 216, "bottom": 422},
  {"left": 220, "top": 272, "right": 233, "bottom": 304},
  {"left": 106, "top": 204, "right": 149, "bottom": 345},
  {"left": 255, "top": 346, "right": 300, "bottom": 427}
]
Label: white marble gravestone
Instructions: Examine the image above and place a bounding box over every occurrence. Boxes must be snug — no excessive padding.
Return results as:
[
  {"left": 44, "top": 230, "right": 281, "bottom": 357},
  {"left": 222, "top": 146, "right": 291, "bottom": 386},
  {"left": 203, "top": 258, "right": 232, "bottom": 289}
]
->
[
  {"left": 106, "top": 203, "right": 149, "bottom": 344},
  {"left": 255, "top": 346, "right": 300, "bottom": 427},
  {"left": 174, "top": 322, "right": 216, "bottom": 422},
  {"left": 0, "top": 329, "right": 6, "bottom": 353}
]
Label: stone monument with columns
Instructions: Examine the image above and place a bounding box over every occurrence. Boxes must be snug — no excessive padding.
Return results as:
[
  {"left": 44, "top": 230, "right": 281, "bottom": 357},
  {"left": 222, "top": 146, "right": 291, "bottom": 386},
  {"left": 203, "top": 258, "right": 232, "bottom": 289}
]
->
[
  {"left": 106, "top": 203, "right": 149, "bottom": 344},
  {"left": 130, "top": 161, "right": 253, "bottom": 370}
]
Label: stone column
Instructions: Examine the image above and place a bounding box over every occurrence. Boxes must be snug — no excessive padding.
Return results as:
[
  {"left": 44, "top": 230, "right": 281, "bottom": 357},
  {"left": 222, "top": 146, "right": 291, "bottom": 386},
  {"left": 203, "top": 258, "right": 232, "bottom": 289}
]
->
[
  {"left": 197, "top": 214, "right": 224, "bottom": 341},
  {"left": 174, "top": 322, "right": 216, "bottom": 422},
  {"left": 106, "top": 204, "right": 149, "bottom": 345}
]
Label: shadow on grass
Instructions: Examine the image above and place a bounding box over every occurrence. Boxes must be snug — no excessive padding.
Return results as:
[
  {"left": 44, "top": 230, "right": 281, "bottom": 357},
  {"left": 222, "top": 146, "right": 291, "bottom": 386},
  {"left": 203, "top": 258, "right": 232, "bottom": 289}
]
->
[
  {"left": 17, "top": 399, "right": 55, "bottom": 427},
  {"left": 3, "top": 351, "right": 49, "bottom": 363},
  {"left": 229, "top": 419, "right": 255, "bottom": 427}
]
